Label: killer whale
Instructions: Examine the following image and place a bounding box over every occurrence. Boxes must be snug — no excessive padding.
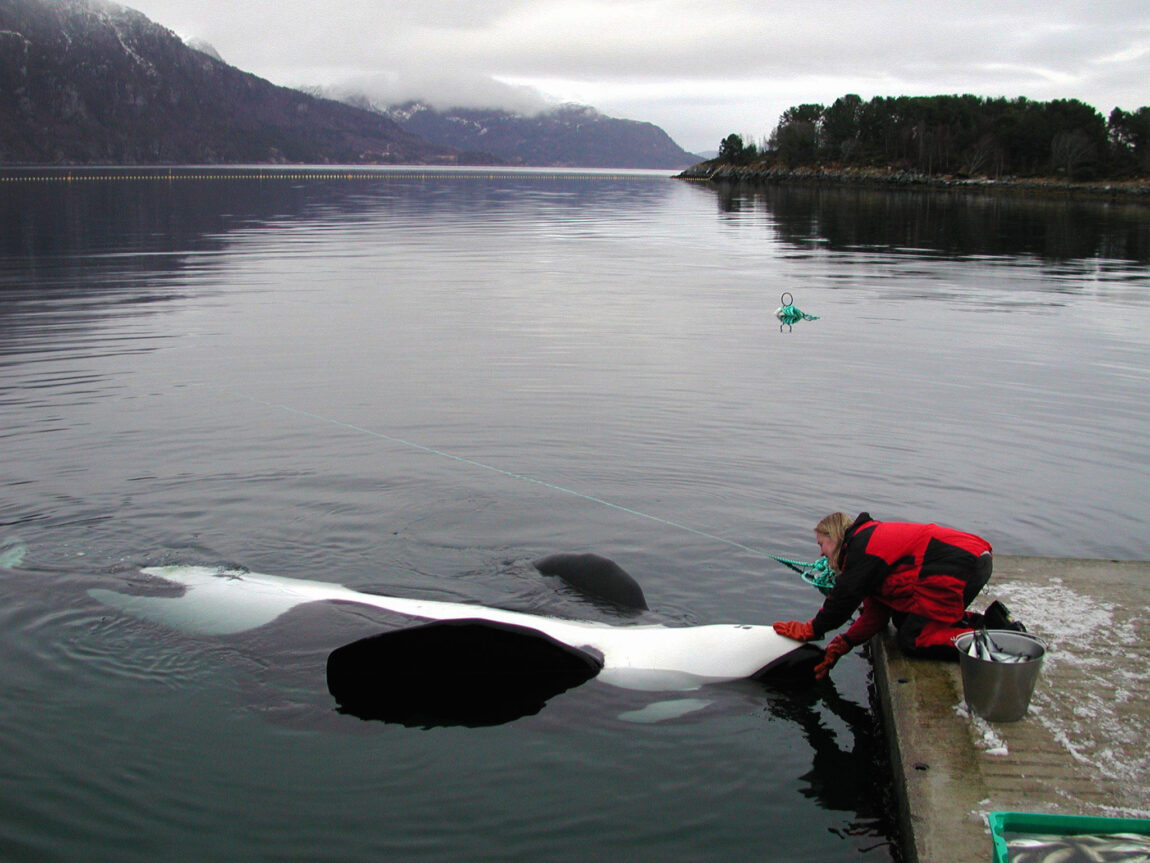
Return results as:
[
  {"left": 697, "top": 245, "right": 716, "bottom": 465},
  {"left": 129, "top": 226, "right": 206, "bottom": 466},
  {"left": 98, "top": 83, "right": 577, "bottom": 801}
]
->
[{"left": 89, "top": 557, "right": 820, "bottom": 726}]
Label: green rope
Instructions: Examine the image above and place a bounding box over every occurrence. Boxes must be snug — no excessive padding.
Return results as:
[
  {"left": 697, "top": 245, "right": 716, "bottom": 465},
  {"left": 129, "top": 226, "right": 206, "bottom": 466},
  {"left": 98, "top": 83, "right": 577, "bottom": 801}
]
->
[
  {"left": 774, "top": 292, "right": 819, "bottom": 326},
  {"left": 769, "top": 554, "right": 837, "bottom": 595},
  {"left": 775, "top": 305, "right": 819, "bottom": 324}
]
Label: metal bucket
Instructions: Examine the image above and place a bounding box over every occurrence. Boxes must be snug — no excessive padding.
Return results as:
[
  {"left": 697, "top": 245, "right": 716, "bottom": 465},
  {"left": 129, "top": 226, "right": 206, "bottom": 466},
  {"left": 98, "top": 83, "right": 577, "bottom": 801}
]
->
[{"left": 954, "top": 630, "right": 1046, "bottom": 722}]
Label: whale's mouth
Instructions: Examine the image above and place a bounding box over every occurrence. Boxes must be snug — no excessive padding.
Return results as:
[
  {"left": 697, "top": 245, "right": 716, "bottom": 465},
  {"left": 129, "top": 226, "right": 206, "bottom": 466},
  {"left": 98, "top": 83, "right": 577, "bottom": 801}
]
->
[
  {"left": 750, "top": 643, "right": 824, "bottom": 685},
  {"left": 326, "top": 618, "right": 604, "bottom": 727}
]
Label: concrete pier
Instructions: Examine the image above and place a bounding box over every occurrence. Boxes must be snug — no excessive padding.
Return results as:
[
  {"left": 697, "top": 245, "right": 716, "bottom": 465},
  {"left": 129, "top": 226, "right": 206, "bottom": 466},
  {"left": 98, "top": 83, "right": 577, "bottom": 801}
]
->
[{"left": 872, "top": 555, "right": 1150, "bottom": 863}]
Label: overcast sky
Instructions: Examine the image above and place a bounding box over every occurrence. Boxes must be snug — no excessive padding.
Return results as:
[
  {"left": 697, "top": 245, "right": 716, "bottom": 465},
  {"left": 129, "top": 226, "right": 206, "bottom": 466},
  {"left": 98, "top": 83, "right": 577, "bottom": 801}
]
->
[{"left": 122, "top": 0, "right": 1150, "bottom": 154}]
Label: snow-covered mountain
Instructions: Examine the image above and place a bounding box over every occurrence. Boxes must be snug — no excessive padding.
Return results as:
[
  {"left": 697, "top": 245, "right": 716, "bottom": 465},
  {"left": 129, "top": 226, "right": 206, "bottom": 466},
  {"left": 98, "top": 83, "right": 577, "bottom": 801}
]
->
[
  {"left": 0, "top": 0, "right": 450, "bottom": 164},
  {"left": 1, "top": 0, "right": 700, "bottom": 168}
]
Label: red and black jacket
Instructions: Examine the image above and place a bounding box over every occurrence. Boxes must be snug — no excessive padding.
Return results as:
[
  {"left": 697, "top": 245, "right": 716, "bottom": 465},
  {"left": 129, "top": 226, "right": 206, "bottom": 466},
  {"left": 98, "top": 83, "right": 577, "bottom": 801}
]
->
[{"left": 811, "top": 512, "right": 991, "bottom": 643}]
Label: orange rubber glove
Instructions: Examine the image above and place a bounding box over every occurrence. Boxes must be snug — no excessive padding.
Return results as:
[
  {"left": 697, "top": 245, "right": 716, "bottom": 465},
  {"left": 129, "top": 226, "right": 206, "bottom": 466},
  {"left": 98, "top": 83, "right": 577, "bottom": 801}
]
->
[
  {"left": 773, "top": 619, "right": 816, "bottom": 642},
  {"left": 814, "top": 635, "right": 852, "bottom": 679}
]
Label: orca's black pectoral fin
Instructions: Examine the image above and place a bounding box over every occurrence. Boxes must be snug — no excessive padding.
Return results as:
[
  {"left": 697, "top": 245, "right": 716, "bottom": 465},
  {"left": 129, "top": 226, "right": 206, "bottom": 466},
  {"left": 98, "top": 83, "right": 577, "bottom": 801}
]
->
[{"left": 326, "top": 618, "right": 603, "bottom": 728}]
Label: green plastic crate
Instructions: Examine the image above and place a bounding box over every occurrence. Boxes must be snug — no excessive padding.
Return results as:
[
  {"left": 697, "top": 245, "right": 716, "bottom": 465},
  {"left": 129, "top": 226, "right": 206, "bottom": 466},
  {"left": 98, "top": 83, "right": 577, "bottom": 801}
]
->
[{"left": 989, "top": 810, "right": 1150, "bottom": 862}]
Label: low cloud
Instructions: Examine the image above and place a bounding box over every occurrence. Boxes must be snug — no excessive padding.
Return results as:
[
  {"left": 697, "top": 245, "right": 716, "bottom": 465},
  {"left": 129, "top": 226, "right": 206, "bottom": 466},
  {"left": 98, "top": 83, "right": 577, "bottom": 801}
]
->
[{"left": 331, "top": 70, "right": 556, "bottom": 114}]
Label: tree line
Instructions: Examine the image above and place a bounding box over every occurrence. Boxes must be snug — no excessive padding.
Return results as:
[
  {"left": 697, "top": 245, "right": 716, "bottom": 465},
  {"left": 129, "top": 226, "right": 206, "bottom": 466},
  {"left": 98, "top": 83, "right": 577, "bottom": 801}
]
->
[{"left": 717, "top": 95, "right": 1150, "bottom": 180}]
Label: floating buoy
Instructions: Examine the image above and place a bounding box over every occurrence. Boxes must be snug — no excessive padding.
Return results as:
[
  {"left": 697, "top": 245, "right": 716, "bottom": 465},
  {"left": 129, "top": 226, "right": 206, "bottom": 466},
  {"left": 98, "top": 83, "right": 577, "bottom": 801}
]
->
[{"left": 775, "top": 292, "right": 819, "bottom": 330}]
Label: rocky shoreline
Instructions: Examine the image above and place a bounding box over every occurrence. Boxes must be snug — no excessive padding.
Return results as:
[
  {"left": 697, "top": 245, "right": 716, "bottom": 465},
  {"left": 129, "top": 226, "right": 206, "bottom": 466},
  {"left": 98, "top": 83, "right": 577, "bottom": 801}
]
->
[{"left": 677, "top": 162, "right": 1150, "bottom": 202}]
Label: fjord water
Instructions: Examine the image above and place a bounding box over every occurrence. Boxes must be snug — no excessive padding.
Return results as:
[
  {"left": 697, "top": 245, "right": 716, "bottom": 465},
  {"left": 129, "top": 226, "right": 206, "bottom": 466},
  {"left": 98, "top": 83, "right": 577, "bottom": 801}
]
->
[{"left": 3, "top": 168, "right": 1149, "bottom": 862}]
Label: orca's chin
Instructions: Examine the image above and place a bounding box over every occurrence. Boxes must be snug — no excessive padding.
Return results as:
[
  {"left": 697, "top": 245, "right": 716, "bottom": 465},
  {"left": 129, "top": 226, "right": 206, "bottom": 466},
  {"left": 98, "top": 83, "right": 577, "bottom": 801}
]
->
[
  {"left": 326, "top": 619, "right": 603, "bottom": 727},
  {"left": 751, "top": 643, "right": 823, "bottom": 686}
]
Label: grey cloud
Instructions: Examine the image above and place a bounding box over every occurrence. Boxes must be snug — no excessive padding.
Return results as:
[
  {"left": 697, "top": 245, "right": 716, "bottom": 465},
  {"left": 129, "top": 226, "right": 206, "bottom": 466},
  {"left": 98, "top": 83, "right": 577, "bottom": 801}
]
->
[{"left": 121, "top": 0, "right": 1150, "bottom": 154}]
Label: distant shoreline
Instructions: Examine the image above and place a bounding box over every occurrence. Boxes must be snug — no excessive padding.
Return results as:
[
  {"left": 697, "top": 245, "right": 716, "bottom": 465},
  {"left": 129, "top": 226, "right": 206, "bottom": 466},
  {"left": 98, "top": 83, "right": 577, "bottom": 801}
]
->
[{"left": 677, "top": 162, "right": 1150, "bottom": 203}]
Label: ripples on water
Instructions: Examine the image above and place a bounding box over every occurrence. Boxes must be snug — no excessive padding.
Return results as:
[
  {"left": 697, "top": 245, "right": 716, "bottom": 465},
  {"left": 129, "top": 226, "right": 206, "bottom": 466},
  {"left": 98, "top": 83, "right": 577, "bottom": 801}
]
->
[{"left": 2, "top": 168, "right": 1149, "bottom": 862}]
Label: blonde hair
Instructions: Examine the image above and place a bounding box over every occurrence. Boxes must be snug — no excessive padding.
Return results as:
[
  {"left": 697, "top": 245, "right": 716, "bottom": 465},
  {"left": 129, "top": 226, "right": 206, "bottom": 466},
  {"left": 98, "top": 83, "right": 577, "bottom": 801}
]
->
[{"left": 815, "top": 512, "right": 853, "bottom": 568}]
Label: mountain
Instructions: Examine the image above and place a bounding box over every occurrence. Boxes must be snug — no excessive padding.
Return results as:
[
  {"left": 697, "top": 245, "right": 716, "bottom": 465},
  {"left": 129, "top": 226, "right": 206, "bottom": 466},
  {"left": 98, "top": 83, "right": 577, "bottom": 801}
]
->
[
  {"left": 378, "top": 101, "right": 701, "bottom": 170},
  {"left": 0, "top": 0, "right": 452, "bottom": 165},
  {"left": 0, "top": 0, "right": 698, "bottom": 168}
]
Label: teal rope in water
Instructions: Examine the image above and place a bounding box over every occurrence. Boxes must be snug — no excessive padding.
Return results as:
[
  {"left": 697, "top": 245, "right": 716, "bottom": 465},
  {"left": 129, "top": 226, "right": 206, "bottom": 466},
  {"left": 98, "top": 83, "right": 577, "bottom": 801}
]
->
[
  {"left": 774, "top": 292, "right": 819, "bottom": 326},
  {"left": 206, "top": 385, "right": 839, "bottom": 595},
  {"left": 775, "top": 305, "right": 819, "bottom": 324}
]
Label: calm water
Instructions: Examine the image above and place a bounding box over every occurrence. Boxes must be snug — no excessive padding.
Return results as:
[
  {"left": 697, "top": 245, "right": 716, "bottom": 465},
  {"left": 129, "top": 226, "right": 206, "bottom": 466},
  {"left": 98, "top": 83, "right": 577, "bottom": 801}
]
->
[{"left": 2, "top": 168, "right": 1149, "bottom": 862}]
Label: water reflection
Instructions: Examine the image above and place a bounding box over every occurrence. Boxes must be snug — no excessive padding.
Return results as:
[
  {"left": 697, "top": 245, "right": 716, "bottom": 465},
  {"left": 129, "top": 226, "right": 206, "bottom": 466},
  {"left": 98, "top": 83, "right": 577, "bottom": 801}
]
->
[
  {"left": 0, "top": 174, "right": 300, "bottom": 367},
  {"left": 0, "top": 169, "right": 663, "bottom": 373},
  {"left": 714, "top": 183, "right": 1150, "bottom": 262},
  {"left": 0, "top": 168, "right": 669, "bottom": 308},
  {"left": 762, "top": 679, "right": 896, "bottom": 851}
]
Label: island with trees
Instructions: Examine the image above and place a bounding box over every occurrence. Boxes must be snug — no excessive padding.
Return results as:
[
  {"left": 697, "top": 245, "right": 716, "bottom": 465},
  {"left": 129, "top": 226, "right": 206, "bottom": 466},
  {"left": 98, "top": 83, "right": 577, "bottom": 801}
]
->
[{"left": 682, "top": 94, "right": 1150, "bottom": 198}]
